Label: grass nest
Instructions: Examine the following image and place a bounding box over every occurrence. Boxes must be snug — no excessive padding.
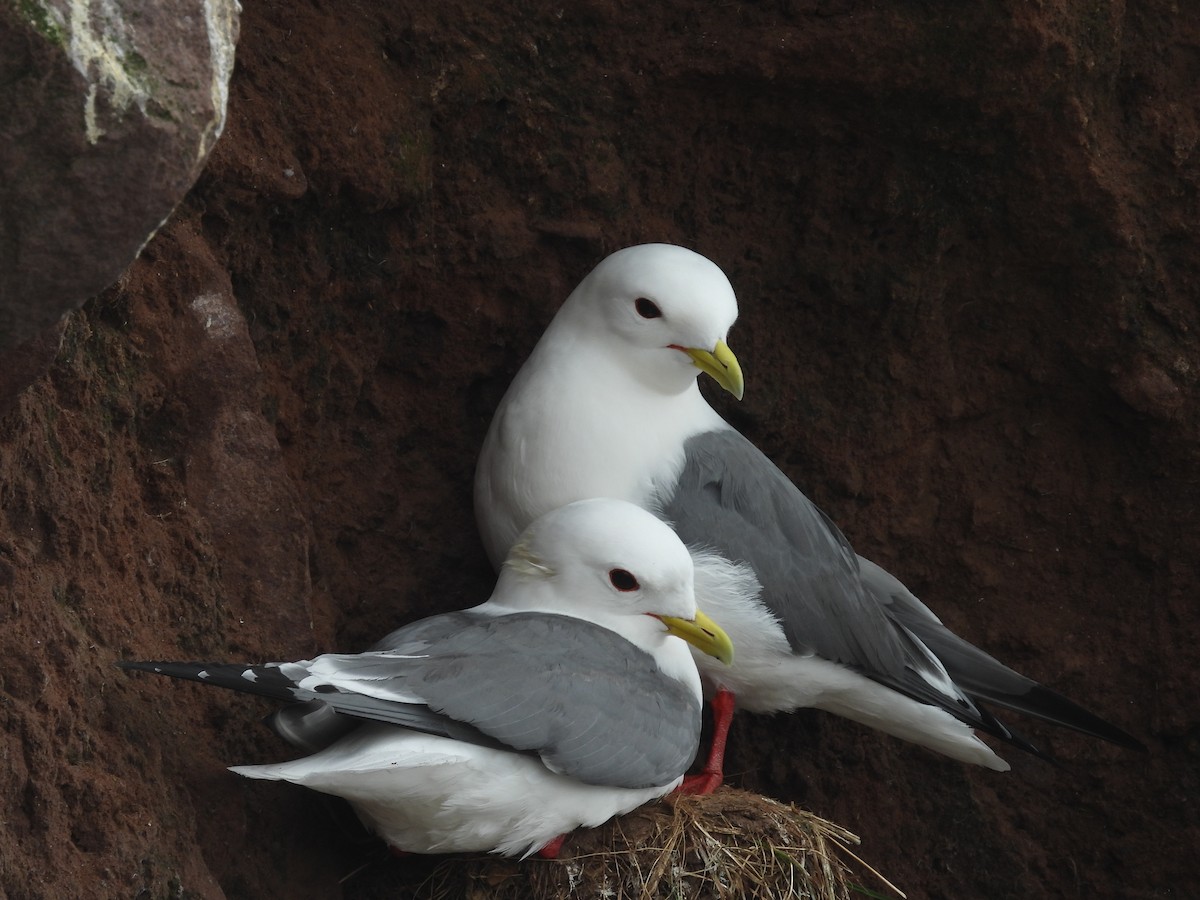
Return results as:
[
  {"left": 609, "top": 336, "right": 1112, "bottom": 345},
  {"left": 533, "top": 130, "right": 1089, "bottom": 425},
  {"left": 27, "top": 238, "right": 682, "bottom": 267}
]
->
[{"left": 355, "top": 788, "right": 901, "bottom": 900}]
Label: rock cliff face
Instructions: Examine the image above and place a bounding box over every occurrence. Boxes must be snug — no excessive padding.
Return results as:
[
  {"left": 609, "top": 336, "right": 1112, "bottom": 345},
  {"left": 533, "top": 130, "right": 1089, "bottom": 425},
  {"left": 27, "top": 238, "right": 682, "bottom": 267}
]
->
[{"left": 0, "top": 1, "right": 1194, "bottom": 897}]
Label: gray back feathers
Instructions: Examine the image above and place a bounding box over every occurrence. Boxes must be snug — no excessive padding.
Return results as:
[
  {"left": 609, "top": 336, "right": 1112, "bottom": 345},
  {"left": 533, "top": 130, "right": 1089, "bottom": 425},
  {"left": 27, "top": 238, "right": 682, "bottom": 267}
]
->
[{"left": 662, "top": 429, "right": 906, "bottom": 676}]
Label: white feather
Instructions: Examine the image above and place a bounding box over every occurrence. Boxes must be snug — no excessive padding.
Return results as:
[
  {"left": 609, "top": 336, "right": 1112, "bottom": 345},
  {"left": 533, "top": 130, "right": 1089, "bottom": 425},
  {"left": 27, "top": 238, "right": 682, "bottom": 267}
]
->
[{"left": 232, "top": 724, "right": 680, "bottom": 857}]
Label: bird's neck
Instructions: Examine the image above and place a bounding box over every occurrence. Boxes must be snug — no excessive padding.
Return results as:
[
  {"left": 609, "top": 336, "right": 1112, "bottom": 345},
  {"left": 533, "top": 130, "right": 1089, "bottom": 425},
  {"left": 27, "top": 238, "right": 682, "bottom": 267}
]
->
[
  {"left": 476, "top": 320, "right": 729, "bottom": 565},
  {"left": 525, "top": 333, "right": 722, "bottom": 478}
]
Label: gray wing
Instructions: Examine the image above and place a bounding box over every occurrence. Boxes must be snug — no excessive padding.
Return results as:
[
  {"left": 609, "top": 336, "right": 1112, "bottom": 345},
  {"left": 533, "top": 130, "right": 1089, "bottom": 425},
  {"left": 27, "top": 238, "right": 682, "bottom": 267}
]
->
[
  {"left": 660, "top": 429, "right": 908, "bottom": 677},
  {"left": 368, "top": 610, "right": 482, "bottom": 652},
  {"left": 659, "top": 429, "right": 1032, "bottom": 740},
  {"left": 859, "top": 557, "right": 1146, "bottom": 750},
  {"left": 123, "top": 610, "right": 702, "bottom": 789},
  {"left": 119, "top": 656, "right": 509, "bottom": 750},
  {"left": 657, "top": 429, "right": 1143, "bottom": 753},
  {"left": 330, "top": 611, "right": 702, "bottom": 788},
  {"left": 232, "top": 611, "right": 491, "bottom": 754}
]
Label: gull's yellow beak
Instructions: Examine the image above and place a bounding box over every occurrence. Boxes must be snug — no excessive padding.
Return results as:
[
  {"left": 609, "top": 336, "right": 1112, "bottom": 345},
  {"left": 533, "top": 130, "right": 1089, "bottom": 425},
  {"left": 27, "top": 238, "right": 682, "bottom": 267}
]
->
[
  {"left": 683, "top": 340, "right": 744, "bottom": 401},
  {"left": 657, "top": 609, "right": 734, "bottom": 666}
]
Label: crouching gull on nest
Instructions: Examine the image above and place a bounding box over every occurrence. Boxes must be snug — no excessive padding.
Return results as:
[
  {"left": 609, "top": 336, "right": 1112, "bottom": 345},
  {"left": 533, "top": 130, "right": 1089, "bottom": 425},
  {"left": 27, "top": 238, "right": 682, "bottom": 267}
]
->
[
  {"left": 474, "top": 243, "right": 1144, "bottom": 788},
  {"left": 121, "top": 498, "right": 734, "bottom": 858}
]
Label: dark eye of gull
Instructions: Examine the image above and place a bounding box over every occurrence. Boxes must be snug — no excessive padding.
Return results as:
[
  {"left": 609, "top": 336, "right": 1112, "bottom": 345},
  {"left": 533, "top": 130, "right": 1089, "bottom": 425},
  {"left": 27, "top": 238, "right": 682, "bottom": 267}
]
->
[
  {"left": 635, "top": 297, "right": 663, "bottom": 319},
  {"left": 608, "top": 568, "right": 640, "bottom": 591}
]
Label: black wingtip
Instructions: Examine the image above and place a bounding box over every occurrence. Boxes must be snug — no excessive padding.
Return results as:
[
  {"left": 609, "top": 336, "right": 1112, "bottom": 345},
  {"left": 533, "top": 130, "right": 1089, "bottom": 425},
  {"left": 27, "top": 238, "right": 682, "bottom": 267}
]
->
[
  {"left": 1028, "top": 686, "right": 1148, "bottom": 751},
  {"left": 117, "top": 660, "right": 215, "bottom": 680},
  {"left": 116, "top": 660, "right": 304, "bottom": 706},
  {"left": 984, "top": 685, "right": 1148, "bottom": 753},
  {"left": 974, "top": 705, "right": 1053, "bottom": 762}
]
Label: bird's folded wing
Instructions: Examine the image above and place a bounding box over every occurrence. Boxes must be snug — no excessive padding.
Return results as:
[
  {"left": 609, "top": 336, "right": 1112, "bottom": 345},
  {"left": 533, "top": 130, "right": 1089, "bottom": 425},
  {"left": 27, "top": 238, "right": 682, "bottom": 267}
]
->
[
  {"left": 659, "top": 430, "right": 1102, "bottom": 747},
  {"left": 117, "top": 658, "right": 510, "bottom": 748},
  {"left": 123, "top": 611, "right": 703, "bottom": 789},
  {"left": 660, "top": 428, "right": 909, "bottom": 678},
  {"left": 312, "top": 612, "right": 702, "bottom": 789},
  {"left": 859, "top": 558, "right": 1146, "bottom": 750}
]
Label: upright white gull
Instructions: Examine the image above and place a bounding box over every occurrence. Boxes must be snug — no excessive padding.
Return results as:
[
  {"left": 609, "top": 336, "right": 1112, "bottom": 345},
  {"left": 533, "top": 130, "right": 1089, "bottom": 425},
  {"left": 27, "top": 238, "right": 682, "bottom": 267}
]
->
[
  {"left": 475, "top": 243, "right": 1143, "bottom": 787},
  {"left": 121, "top": 498, "right": 734, "bottom": 858}
]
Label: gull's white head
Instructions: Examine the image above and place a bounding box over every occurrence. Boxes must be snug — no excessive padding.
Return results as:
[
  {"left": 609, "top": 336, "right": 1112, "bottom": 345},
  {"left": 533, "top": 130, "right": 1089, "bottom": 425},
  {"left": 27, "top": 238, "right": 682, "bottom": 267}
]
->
[
  {"left": 498, "top": 498, "right": 733, "bottom": 664},
  {"left": 556, "top": 244, "right": 744, "bottom": 400}
]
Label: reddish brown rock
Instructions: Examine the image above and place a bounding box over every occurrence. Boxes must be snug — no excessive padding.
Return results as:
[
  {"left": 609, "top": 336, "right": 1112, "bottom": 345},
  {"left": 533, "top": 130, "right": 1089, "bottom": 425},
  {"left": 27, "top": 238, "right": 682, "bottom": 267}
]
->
[{"left": 0, "top": 1, "right": 1195, "bottom": 898}]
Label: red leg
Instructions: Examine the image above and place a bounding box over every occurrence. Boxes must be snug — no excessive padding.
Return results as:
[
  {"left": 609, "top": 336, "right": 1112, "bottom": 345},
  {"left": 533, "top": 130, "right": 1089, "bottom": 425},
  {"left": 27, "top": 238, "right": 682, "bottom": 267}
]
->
[
  {"left": 678, "top": 688, "right": 735, "bottom": 795},
  {"left": 536, "top": 833, "right": 567, "bottom": 859}
]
